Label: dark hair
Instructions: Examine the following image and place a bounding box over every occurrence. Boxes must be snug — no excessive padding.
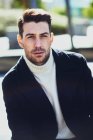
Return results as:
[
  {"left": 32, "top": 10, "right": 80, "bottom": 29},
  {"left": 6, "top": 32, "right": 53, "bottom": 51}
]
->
[{"left": 17, "top": 8, "right": 52, "bottom": 37}]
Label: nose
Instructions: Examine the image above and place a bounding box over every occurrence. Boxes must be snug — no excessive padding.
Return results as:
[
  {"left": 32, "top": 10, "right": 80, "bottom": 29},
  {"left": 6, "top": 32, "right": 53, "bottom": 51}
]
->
[{"left": 35, "top": 38, "right": 41, "bottom": 48}]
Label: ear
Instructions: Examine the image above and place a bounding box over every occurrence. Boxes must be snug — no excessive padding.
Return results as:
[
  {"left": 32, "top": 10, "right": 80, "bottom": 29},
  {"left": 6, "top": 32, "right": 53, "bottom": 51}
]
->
[
  {"left": 50, "top": 32, "right": 54, "bottom": 43},
  {"left": 17, "top": 34, "right": 24, "bottom": 49}
]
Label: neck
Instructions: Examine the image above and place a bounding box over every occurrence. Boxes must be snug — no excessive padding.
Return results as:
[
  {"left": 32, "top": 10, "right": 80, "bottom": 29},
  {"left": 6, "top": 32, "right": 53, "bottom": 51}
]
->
[{"left": 23, "top": 49, "right": 54, "bottom": 74}]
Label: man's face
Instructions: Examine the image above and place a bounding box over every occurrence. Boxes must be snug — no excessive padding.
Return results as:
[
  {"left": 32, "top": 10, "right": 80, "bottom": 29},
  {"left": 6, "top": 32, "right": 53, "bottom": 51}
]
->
[{"left": 17, "top": 22, "right": 53, "bottom": 65}]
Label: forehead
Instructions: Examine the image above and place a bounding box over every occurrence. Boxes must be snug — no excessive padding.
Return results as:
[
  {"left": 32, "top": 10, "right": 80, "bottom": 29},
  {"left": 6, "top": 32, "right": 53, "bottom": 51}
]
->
[{"left": 23, "top": 22, "right": 49, "bottom": 34}]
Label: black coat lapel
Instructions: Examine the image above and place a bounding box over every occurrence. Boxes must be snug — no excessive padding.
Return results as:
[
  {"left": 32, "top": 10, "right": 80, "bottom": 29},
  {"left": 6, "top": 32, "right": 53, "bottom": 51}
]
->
[
  {"left": 52, "top": 50, "right": 91, "bottom": 139},
  {"left": 15, "top": 57, "right": 58, "bottom": 139}
]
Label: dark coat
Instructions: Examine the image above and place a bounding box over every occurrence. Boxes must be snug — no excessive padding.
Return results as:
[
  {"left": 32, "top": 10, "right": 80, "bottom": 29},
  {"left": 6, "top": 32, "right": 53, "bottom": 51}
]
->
[{"left": 2, "top": 49, "right": 93, "bottom": 140}]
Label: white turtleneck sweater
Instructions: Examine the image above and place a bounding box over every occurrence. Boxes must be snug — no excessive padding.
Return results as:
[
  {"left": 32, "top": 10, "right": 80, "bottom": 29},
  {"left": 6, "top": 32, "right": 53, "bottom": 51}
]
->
[{"left": 23, "top": 49, "right": 75, "bottom": 139}]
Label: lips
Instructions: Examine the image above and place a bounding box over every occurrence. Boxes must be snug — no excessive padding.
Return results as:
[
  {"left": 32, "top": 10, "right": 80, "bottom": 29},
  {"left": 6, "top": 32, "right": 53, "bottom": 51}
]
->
[
  {"left": 32, "top": 51, "right": 45, "bottom": 57},
  {"left": 34, "top": 51, "right": 44, "bottom": 54}
]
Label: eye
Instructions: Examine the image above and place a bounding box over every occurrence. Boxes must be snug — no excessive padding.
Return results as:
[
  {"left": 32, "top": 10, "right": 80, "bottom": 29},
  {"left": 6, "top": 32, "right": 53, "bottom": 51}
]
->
[
  {"left": 41, "top": 34, "right": 49, "bottom": 38},
  {"left": 27, "top": 36, "right": 35, "bottom": 39}
]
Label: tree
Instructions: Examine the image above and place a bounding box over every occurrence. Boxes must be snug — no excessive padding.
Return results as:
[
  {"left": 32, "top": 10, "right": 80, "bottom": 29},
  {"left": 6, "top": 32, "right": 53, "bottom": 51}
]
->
[
  {"left": 11, "top": 0, "right": 45, "bottom": 9},
  {"left": 11, "top": 0, "right": 28, "bottom": 8},
  {"left": 82, "top": 1, "right": 93, "bottom": 18}
]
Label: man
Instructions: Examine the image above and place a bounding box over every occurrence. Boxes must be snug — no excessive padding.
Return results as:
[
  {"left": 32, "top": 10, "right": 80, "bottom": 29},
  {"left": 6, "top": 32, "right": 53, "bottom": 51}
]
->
[{"left": 2, "top": 8, "right": 93, "bottom": 140}]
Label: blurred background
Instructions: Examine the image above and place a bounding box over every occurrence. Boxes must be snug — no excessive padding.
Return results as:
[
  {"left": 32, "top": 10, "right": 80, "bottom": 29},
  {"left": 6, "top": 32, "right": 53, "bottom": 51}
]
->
[
  {"left": 0, "top": 0, "right": 93, "bottom": 139},
  {"left": 1, "top": 0, "right": 93, "bottom": 71}
]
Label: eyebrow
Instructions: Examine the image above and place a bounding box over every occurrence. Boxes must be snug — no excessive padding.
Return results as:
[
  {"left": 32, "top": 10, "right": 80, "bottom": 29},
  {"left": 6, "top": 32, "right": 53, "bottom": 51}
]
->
[{"left": 25, "top": 32, "right": 50, "bottom": 37}]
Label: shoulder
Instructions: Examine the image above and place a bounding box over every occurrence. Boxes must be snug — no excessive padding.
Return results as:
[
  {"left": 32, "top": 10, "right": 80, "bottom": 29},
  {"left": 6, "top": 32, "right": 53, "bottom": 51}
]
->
[
  {"left": 52, "top": 49, "right": 92, "bottom": 75},
  {"left": 52, "top": 49, "right": 92, "bottom": 77},
  {"left": 2, "top": 57, "right": 24, "bottom": 89},
  {"left": 53, "top": 49, "right": 87, "bottom": 66}
]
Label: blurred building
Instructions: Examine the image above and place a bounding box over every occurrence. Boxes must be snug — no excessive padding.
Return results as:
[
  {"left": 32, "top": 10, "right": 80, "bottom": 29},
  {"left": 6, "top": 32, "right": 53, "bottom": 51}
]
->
[{"left": 0, "top": 0, "right": 13, "bottom": 8}]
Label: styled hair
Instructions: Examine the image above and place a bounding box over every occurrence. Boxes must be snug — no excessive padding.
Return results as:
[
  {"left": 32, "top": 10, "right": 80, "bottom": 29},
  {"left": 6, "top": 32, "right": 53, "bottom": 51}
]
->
[{"left": 17, "top": 8, "right": 52, "bottom": 37}]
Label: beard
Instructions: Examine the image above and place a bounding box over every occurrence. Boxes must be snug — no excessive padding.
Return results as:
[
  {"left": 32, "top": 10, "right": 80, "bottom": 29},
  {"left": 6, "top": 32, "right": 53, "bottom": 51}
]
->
[{"left": 26, "top": 48, "right": 50, "bottom": 66}]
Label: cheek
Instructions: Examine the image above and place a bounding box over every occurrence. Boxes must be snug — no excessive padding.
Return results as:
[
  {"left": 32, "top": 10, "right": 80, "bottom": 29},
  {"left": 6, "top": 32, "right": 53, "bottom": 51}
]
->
[
  {"left": 23, "top": 41, "right": 34, "bottom": 50},
  {"left": 43, "top": 39, "right": 51, "bottom": 47}
]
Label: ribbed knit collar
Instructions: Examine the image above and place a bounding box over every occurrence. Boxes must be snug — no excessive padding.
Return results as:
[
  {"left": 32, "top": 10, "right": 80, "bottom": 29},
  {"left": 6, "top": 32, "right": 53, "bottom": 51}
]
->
[{"left": 23, "top": 49, "right": 54, "bottom": 74}]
